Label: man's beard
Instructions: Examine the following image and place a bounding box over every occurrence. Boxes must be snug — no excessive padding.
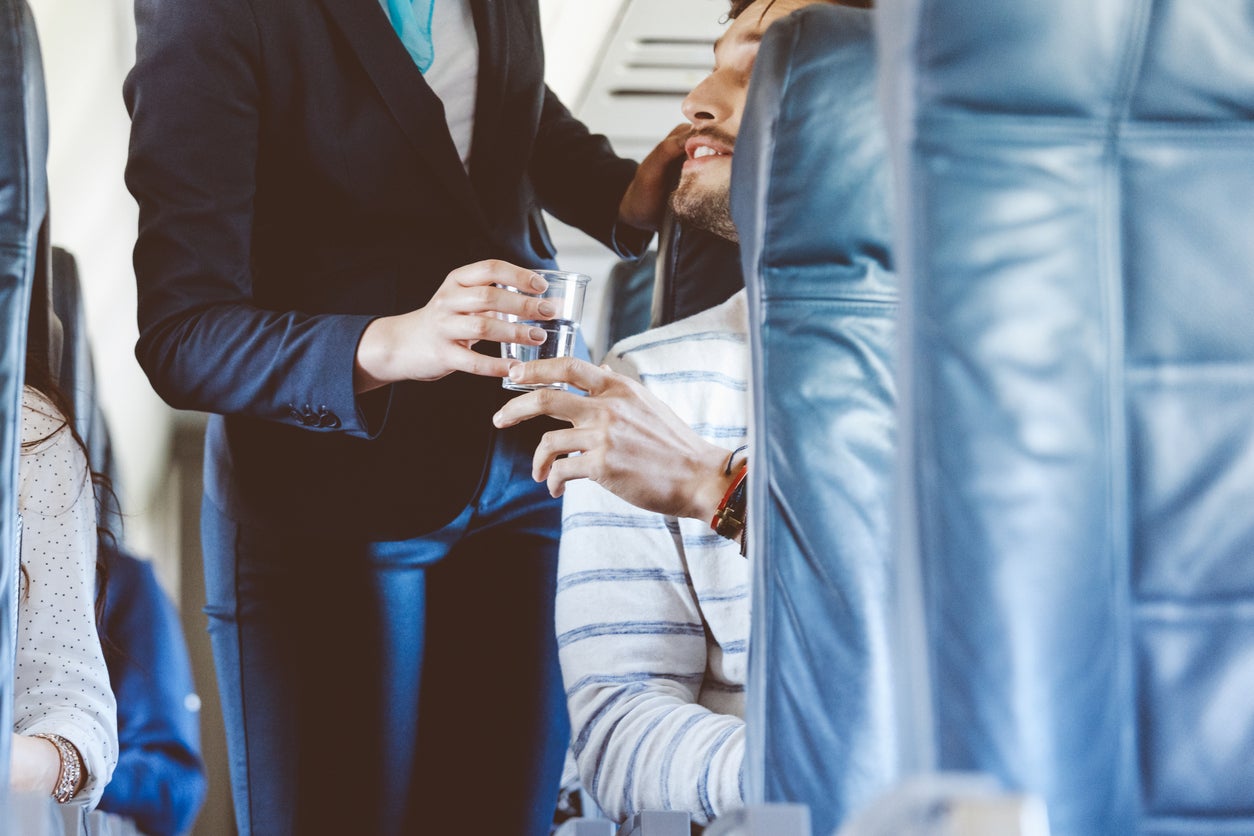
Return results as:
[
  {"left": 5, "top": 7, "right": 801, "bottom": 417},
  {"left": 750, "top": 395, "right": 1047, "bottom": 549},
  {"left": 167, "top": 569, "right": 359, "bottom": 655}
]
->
[{"left": 670, "top": 170, "right": 738, "bottom": 243}]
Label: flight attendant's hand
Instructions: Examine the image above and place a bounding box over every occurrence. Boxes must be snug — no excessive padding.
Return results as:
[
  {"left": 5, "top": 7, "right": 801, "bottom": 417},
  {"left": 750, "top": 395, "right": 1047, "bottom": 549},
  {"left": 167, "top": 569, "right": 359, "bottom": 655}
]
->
[
  {"left": 617, "top": 123, "right": 690, "bottom": 232},
  {"left": 354, "top": 260, "right": 556, "bottom": 392},
  {"left": 492, "top": 357, "right": 738, "bottom": 522}
]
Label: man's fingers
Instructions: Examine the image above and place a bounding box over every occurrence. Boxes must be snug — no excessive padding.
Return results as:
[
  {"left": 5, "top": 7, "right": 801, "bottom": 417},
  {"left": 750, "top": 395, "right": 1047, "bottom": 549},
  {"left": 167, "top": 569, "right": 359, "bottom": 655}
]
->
[
  {"left": 493, "top": 386, "right": 588, "bottom": 428},
  {"left": 508, "top": 357, "right": 610, "bottom": 392},
  {"left": 545, "top": 455, "right": 591, "bottom": 498},
  {"left": 532, "top": 427, "right": 598, "bottom": 481},
  {"left": 446, "top": 346, "right": 517, "bottom": 380}
]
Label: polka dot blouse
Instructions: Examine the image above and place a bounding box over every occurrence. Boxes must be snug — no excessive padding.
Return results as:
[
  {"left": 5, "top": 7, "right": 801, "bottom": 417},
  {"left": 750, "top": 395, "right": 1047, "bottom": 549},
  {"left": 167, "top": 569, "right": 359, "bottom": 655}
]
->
[{"left": 14, "top": 387, "right": 118, "bottom": 808}]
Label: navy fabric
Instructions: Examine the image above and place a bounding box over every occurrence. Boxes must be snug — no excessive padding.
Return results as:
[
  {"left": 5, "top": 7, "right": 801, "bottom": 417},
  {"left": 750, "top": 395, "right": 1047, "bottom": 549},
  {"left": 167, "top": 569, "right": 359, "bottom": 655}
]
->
[
  {"left": 127, "top": 1, "right": 634, "bottom": 829},
  {"left": 200, "top": 425, "right": 568, "bottom": 836},
  {"left": 0, "top": 0, "right": 47, "bottom": 794},
  {"left": 125, "top": 0, "right": 641, "bottom": 541},
  {"left": 99, "top": 544, "right": 207, "bottom": 836},
  {"left": 731, "top": 7, "right": 897, "bottom": 834},
  {"left": 880, "top": 1, "right": 1254, "bottom": 833}
]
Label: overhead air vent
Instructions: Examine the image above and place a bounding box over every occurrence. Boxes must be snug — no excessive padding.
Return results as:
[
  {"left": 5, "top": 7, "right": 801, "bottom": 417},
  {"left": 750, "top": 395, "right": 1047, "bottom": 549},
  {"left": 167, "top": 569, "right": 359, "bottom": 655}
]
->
[
  {"left": 607, "top": 34, "right": 715, "bottom": 97},
  {"left": 575, "top": 0, "right": 728, "bottom": 161}
]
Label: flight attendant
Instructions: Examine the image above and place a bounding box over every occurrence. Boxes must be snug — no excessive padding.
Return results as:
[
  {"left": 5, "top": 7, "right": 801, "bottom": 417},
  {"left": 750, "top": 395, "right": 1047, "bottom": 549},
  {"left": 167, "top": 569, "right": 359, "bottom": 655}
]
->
[{"left": 124, "top": 0, "right": 682, "bottom": 832}]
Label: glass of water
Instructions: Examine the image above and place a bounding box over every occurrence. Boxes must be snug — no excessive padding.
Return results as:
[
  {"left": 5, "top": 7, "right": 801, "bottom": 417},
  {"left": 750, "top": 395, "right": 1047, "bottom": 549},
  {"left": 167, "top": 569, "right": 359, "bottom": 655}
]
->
[{"left": 498, "top": 270, "right": 590, "bottom": 391}]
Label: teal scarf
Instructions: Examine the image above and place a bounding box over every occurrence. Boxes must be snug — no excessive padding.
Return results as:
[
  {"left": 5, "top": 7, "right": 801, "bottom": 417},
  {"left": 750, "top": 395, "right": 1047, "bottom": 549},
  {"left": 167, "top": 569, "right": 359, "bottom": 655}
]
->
[{"left": 382, "top": 0, "right": 435, "bottom": 73}]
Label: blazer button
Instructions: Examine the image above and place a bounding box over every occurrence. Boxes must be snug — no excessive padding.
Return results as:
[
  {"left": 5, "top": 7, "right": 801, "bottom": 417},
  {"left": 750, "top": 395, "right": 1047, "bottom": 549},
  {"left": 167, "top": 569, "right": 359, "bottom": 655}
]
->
[{"left": 316, "top": 406, "right": 340, "bottom": 429}]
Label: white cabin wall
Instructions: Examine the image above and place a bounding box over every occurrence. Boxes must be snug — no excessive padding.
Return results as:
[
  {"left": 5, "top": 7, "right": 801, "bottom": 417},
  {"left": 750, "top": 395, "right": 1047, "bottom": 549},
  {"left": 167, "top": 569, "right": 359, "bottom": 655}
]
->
[{"left": 27, "top": 0, "right": 180, "bottom": 589}]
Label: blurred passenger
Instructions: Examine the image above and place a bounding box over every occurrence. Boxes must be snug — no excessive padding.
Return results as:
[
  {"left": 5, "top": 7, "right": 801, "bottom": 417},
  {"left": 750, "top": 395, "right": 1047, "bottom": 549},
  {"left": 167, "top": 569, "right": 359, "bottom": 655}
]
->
[
  {"left": 495, "top": 0, "right": 870, "bottom": 824},
  {"left": 124, "top": 0, "right": 682, "bottom": 832},
  {"left": 11, "top": 361, "right": 118, "bottom": 808},
  {"left": 98, "top": 542, "right": 206, "bottom": 836}
]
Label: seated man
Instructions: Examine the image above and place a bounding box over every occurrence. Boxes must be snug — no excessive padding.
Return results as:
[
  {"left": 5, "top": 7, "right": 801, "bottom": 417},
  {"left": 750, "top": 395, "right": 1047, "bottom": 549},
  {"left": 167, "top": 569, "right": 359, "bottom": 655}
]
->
[{"left": 494, "top": 0, "right": 870, "bottom": 824}]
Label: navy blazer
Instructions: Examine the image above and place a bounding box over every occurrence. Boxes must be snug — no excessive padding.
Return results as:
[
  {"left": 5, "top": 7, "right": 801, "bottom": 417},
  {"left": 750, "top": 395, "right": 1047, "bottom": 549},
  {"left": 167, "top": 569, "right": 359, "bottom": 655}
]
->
[{"left": 126, "top": 0, "right": 640, "bottom": 538}]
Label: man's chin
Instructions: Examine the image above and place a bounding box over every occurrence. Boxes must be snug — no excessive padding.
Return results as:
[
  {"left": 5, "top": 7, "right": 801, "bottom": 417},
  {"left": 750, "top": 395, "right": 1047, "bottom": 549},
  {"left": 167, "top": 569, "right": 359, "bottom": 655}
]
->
[{"left": 670, "top": 177, "right": 738, "bottom": 243}]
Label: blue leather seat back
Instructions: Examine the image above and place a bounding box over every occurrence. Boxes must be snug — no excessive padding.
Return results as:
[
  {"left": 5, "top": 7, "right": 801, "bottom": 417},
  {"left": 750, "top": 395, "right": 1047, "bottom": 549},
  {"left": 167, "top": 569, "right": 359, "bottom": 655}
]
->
[
  {"left": 880, "top": 1, "right": 1254, "bottom": 833},
  {"left": 0, "top": 0, "right": 49, "bottom": 789},
  {"left": 731, "top": 7, "right": 897, "bottom": 833}
]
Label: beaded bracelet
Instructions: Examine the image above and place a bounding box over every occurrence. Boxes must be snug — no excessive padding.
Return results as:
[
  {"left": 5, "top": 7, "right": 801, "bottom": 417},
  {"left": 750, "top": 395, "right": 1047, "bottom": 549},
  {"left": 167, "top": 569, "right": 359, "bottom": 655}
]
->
[{"left": 31, "top": 732, "right": 83, "bottom": 804}]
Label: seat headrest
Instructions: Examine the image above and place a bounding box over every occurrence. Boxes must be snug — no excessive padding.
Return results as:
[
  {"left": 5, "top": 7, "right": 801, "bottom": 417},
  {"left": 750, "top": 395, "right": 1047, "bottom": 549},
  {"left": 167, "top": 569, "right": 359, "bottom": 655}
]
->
[
  {"left": 2, "top": 1, "right": 55, "bottom": 382},
  {"left": 0, "top": 0, "right": 49, "bottom": 252},
  {"left": 731, "top": 4, "right": 892, "bottom": 296}
]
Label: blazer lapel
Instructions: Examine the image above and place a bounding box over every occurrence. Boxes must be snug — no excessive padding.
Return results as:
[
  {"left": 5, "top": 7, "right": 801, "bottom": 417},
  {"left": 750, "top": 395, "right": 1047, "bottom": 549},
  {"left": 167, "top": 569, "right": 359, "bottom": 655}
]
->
[
  {"left": 467, "top": 0, "right": 508, "bottom": 203},
  {"left": 317, "top": 0, "right": 490, "bottom": 230}
]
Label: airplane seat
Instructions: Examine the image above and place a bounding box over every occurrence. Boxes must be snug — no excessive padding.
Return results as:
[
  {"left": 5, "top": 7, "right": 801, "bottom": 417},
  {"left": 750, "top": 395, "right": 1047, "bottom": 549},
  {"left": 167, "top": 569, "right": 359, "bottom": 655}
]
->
[
  {"left": 879, "top": 0, "right": 1254, "bottom": 833},
  {"left": 729, "top": 6, "right": 897, "bottom": 835},
  {"left": 49, "top": 246, "right": 117, "bottom": 493},
  {"left": 0, "top": 0, "right": 50, "bottom": 793},
  {"left": 593, "top": 252, "right": 655, "bottom": 361},
  {"left": 649, "top": 167, "right": 745, "bottom": 328}
]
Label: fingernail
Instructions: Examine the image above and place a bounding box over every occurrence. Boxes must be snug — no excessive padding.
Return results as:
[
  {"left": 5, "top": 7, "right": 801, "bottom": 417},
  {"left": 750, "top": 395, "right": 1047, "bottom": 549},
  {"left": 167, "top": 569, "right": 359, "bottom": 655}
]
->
[
  {"left": 529, "top": 327, "right": 547, "bottom": 342},
  {"left": 538, "top": 301, "right": 557, "bottom": 317},
  {"left": 530, "top": 274, "right": 548, "bottom": 292},
  {"left": 509, "top": 364, "right": 524, "bottom": 380},
  {"left": 492, "top": 411, "right": 503, "bottom": 426}
]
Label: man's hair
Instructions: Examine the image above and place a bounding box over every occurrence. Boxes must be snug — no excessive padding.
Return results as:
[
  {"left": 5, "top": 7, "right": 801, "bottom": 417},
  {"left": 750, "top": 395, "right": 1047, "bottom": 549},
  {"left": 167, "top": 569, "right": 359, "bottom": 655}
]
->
[{"left": 729, "top": 0, "right": 872, "bottom": 20}]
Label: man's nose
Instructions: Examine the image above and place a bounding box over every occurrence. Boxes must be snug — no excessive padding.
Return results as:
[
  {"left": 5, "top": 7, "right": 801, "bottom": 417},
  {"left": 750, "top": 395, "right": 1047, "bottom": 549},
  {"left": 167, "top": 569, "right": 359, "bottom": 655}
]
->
[{"left": 681, "top": 78, "right": 721, "bottom": 125}]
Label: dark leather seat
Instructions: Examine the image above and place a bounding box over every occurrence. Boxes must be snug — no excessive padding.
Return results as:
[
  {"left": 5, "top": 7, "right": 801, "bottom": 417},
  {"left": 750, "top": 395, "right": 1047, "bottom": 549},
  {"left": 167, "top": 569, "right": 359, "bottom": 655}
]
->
[
  {"left": 650, "top": 204, "right": 744, "bottom": 328},
  {"left": 881, "top": 1, "right": 1254, "bottom": 832},
  {"left": 50, "top": 247, "right": 116, "bottom": 487},
  {"left": 0, "top": 0, "right": 50, "bottom": 786},
  {"left": 731, "top": 7, "right": 897, "bottom": 834}
]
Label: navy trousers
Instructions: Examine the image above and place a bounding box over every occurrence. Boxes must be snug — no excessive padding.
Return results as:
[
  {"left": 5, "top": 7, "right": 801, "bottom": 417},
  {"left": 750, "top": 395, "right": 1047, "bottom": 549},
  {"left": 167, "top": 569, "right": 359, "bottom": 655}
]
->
[{"left": 202, "top": 428, "right": 569, "bottom": 835}]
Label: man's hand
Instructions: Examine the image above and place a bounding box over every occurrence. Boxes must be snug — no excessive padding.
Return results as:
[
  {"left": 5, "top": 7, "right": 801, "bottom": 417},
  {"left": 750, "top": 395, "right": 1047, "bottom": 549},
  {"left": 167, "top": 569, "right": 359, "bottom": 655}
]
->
[
  {"left": 617, "top": 123, "right": 689, "bottom": 233},
  {"left": 492, "top": 357, "right": 737, "bottom": 521},
  {"left": 354, "top": 260, "right": 557, "bottom": 392}
]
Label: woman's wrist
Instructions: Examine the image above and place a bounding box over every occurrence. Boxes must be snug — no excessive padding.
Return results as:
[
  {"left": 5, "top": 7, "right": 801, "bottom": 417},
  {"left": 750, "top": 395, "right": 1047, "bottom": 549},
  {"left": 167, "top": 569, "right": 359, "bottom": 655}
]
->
[
  {"left": 30, "top": 732, "right": 86, "bottom": 803},
  {"left": 10, "top": 734, "right": 64, "bottom": 796},
  {"left": 354, "top": 316, "right": 398, "bottom": 393}
]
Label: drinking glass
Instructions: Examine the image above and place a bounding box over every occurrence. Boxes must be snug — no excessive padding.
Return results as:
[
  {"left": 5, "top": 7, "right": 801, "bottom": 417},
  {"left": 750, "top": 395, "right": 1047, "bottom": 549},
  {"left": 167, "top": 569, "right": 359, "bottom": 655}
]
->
[{"left": 498, "top": 270, "right": 590, "bottom": 391}]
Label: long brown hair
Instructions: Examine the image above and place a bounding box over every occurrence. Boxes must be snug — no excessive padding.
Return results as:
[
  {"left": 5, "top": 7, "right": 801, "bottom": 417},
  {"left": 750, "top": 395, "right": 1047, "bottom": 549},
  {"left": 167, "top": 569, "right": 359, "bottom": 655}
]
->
[{"left": 19, "top": 342, "right": 114, "bottom": 623}]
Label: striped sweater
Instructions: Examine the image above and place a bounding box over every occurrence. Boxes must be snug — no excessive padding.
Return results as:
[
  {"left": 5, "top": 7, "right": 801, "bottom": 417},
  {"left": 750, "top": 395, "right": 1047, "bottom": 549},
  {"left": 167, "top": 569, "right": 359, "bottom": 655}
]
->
[{"left": 557, "top": 291, "right": 750, "bottom": 825}]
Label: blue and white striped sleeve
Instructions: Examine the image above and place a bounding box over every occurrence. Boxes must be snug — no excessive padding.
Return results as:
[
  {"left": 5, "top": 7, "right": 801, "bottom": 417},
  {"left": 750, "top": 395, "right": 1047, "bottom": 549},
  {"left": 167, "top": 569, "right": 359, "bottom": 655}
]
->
[{"left": 557, "top": 476, "right": 745, "bottom": 824}]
